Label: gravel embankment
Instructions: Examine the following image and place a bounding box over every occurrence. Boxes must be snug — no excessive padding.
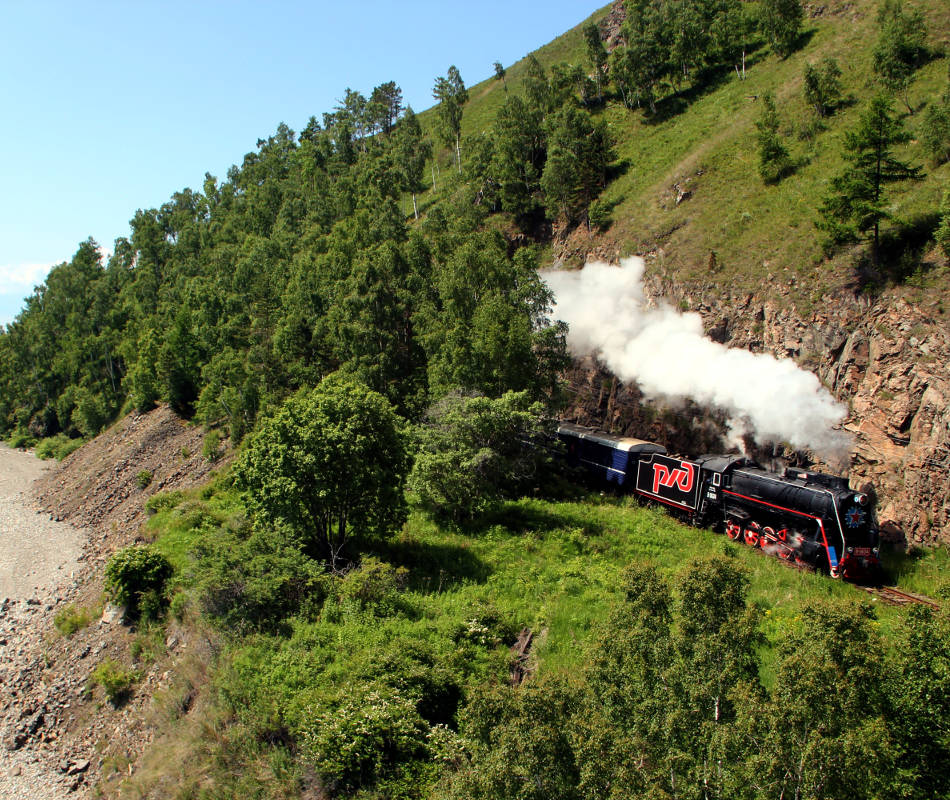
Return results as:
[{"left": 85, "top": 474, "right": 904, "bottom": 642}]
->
[{"left": 0, "top": 444, "right": 87, "bottom": 799}]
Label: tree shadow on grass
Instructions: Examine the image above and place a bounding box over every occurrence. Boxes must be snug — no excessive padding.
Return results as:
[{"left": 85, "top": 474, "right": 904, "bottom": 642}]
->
[
  {"left": 465, "top": 497, "right": 606, "bottom": 539},
  {"left": 369, "top": 537, "right": 491, "bottom": 593},
  {"left": 856, "top": 211, "right": 943, "bottom": 293}
]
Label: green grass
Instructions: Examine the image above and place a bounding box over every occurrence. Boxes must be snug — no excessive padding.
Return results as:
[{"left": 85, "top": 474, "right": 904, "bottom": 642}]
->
[{"left": 416, "top": 0, "right": 950, "bottom": 300}]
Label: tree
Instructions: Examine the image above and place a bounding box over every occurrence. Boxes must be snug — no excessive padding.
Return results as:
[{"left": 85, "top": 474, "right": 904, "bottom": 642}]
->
[
  {"left": 616, "top": 0, "right": 671, "bottom": 114},
  {"left": 393, "top": 107, "right": 432, "bottom": 219},
  {"left": 433, "top": 66, "right": 469, "bottom": 173},
  {"left": 583, "top": 22, "right": 608, "bottom": 104},
  {"left": 921, "top": 72, "right": 950, "bottom": 164},
  {"left": 407, "top": 390, "right": 556, "bottom": 523},
  {"left": 759, "top": 0, "right": 804, "bottom": 58},
  {"left": 541, "top": 106, "right": 614, "bottom": 227},
  {"left": 368, "top": 81, "right": 403, "bottom": 136},
  {"left": 803, "top": 57, "right": 843, "bottom": 117},
  {"left": 493, "top": 60, "right": 507, "bottom": 92},
  {"left": 755, "top": 92, "right": 793, "bottom": 183},
  {"left": 873, "top": 0, "right": 927, "bottom": 113},
  {"left": 937, "top": 189, "right": 950, "bottom": 259},
  {"left": 235, "top": 374, "right": 409, "bottom": 570},
  {"left": 817, "top": 94, "right": 921, "bottom": 263}
]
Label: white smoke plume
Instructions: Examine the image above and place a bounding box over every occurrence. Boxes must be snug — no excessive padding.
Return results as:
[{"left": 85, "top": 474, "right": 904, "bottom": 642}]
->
[{"left": 543, "top": 257, "right": 851, "bottom": 459}]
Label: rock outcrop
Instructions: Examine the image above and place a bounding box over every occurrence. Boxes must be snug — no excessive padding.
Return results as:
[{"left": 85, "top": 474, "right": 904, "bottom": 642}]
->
[{"left": 564, "top": 270, "right": 950, "bottom": 547}]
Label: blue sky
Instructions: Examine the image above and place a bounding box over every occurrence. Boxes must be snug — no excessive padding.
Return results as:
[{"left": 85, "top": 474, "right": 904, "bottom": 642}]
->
[{"left": 0, "top": 0, "right": 605, "bottom": 326}]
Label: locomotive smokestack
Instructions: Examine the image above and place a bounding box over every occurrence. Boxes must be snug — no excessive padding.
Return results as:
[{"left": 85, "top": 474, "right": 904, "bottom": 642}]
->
[{"left": 543, "top": 257, "right": 851, "bottom": 460}]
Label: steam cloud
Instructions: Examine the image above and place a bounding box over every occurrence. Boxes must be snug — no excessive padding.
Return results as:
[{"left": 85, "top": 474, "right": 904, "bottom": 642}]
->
[{"left": 543, "top": 257, "right": 850, "bottom": 459}]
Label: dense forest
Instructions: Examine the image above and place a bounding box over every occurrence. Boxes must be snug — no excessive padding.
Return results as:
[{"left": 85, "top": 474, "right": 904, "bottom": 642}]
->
[{"left": 2, "top": 0, "right": 950, "bottom": 797}]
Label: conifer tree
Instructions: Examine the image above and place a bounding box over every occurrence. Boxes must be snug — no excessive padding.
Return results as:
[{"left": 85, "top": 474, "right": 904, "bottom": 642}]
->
[{"left": 817, "top": 94, "right": 921, "bottom": 263}]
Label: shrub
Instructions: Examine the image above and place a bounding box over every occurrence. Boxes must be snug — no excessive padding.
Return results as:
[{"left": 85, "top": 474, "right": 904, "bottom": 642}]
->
[
  {"left": 54, "top": 604, "right": 94, "bottom": 636},
  {"left": 6, "top": 429, "right": 36, "bottom": 450},
  {"left": 339, "top": 557, "right": 409, "bottom": 617},
  {"left": 299, "top": 688, "right": 429, "bottom": 793},
  {"left": 104, "top": 545, "right": 173, "bottom": 621},
  {"left": 144, "top": 490, "right": 185, "bottom": 516},
  {"left": 136, "top": 470, "right": 153, "bottom": 489},
  {"left": 89, "top": 659, "right": 137, "bottom": 706},
  {"left": 35, "top": 434, "right": 84, "bottom": 461},
  {"left": 202, "top": 429, "right": 221, "bottom": 462}
]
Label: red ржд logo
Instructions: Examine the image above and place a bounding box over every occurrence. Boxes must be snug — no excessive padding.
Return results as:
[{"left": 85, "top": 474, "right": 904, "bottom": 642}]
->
[{"left": 652, "top": 462, "right": 695, "bottom": 494}]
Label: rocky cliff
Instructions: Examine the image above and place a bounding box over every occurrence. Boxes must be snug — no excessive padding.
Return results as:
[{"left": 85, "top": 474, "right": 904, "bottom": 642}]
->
[{"left": 563, "top": 270, "right": 950, "bottom": 547}]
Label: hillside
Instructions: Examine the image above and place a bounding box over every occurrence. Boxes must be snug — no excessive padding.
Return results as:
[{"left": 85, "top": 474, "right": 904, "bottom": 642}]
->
[{"left": 0, "top": 0, "right": 949, "bottom": 797}]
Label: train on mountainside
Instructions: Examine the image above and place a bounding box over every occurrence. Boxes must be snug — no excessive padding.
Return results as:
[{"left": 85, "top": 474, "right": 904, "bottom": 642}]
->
[{"left": 558, "top": 422, "right": 881, "bottom": 580}]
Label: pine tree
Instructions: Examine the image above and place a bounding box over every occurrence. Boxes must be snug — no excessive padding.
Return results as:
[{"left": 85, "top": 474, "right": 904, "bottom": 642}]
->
[{"left": 817, "top": 94, "right": 921, "bottom": 263}]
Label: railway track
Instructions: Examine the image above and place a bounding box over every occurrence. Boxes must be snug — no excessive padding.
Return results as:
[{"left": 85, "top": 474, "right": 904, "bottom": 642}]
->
[{"left": 863, "top": 585, "right": 941, "bottom": 609}]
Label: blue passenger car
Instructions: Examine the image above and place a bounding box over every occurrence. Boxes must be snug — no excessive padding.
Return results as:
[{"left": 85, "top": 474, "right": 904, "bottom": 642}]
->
[{"left": 557, "top": 422, "right": 667, "bottom": 487}]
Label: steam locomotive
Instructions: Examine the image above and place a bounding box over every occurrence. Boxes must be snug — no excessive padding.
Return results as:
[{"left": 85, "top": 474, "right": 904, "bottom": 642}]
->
[{"left": 558, "top": 422, "right": 880, "bottom": 579}]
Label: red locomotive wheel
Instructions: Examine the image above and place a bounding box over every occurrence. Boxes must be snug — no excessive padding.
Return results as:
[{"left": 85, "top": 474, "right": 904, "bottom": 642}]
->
[
  {"left": 726, "top": 522, "right": 742, "bottom": 540},
  {"left": 778, "top": 545, "right": 796, "bottom": 561},
  {"left": 743, "top": 527, "right": 760, "bottom": 548}
]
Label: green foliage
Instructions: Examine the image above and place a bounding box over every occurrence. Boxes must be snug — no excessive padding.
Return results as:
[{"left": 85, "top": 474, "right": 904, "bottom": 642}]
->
[
  {"left": 34, "top": 433, "right": 83, "bottom": 460},
  {"left": 938, "top": 189, "right": 950, "bottom": 258},
  {"left": 6, "top": 429, "right": 36, "bottom": 450},
  {"left": 299, "top": 687, "right": 429, "bottom": 793},
  {"left": 339, "top": 556, "right": 409, "bottom": 617},
  {"left": 53, "top": 603, "right": 95, "bottom": 636},
  {"left": 541, "top": 104, "right": 614, "bottom": 226},
  {"left": 202, "top": 429, "right": 221, "bottom": 461},
  {"left": 760, "top": 0, "right": 804, "bottom": 58},
  {"left": 407, "top": 391, "right": 556, "bottom": 523},
  {"left": 89, "top": 659, "right": 138, "bottom": 706},
  {"left": 194, "top": 526, "right": 331, "bottom": 633},
  {"left": 921, "top": 74, "right": 950, "bottom": 163},
  {"left": 235, "top": 374, "right": 409, "bottom": 569},
  {"left": 144, "top": 489, "right": 185, "bottom": 515},
  {"left": 756, "top": 92, "right": 794, "bottom": 183},
  {"left": 104, "top": 544, "right": 173, "bottom": 621},
  {"left": 817, "top": 94, "right": 921, "bottom": 259},
  {"left": 433, "top": 66, "right": 469, "bottom": 172},
  {"left": 803, "top": 57, "right": 843, "bottom": 117},
  {"left": 136, "top": 469, "right": 153, "bottom": 489},
  {"left": 873, "top": 0, "right": 928, "bottom": 111}
]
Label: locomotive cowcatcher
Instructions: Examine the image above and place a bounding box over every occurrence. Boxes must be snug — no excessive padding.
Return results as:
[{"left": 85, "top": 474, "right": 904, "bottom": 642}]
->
[{"left": 558, "top": 423, "right": 880, "bottom": 579}]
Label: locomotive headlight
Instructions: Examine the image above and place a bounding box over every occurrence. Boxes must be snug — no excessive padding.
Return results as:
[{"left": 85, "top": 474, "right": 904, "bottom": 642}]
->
[
  {"left": 847, "top": 547, "right": 854, "bottom": 554},
  {"left": 872, "top": 547, "right": 880, "bottom": 555},
  {"left": 855, "top": 493, "right": 869, "bottom": 506}
]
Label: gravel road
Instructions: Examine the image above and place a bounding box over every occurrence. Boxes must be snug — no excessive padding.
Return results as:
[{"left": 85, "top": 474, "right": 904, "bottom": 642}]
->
[{"left": 0, "top": 444, "right": 87, "bottom": 799}]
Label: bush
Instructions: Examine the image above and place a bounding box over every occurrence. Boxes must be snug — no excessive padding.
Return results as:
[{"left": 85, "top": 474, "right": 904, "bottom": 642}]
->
[
  {"left": 339, "top": 557, "right": 409, "bottom": 617},
  {"left": 299, "top": 687, "right": 429, "bottom": 793},
  {"left": 35, "top": 434, "right": 84, "bottom": 461},
  {"left": 144, "top": 489, "right": 185, "bottom": 516},
  {"left": 6, "top": 429, "right": 36, "bottom": 450},
  {"left": 202, "top": 429, "right": 221, "bottom": 462},
  {"left": 89, "top": 659, "right": 138, "bottom": 706},
  {"left": 54, "top": 603, "right": 94, "bottom": 636},
  {"left": 136, "top": 470, "right": 153, "bottom": 489},
  {"left": 104, "top": 545, "right": 173, "bottom": 621}
]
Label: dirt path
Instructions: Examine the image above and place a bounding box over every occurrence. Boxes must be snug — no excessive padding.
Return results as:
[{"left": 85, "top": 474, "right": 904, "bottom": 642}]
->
[
  {"left": 0, "top": 444, "right": 87, "bottom": 799},
  {"left": 0, "top": 445, "right": 84, "bottom": 599}
]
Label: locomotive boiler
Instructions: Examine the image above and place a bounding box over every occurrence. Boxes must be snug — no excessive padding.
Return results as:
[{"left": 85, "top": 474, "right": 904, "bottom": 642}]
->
[{"left": 558, "top": 422, "right": 880, "bottom": 579}]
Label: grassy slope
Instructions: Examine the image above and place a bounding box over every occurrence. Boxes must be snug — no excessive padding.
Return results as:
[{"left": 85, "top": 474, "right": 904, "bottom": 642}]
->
[{"left": 421, "top": 0, "right": 950, "bottom": 305}]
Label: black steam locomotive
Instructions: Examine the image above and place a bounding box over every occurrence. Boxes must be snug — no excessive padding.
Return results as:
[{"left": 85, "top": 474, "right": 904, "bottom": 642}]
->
[{"left": 558, "top": 422, "right": 880, "bottom": 579}]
